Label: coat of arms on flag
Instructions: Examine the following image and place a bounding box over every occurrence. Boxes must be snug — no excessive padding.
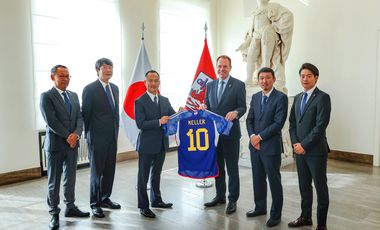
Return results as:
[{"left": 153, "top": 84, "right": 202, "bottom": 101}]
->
[{"left": 185, "top": 38, "right": 216, "bottom": 111}]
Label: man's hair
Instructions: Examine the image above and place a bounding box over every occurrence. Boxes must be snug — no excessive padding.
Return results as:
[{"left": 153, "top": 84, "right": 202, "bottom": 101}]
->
[
  {"left": 299, "top": 63, "right": 319, "bottom": 76},
  {"left": 257, "top": 67, "right": 275, "bottom": 79},
  {"left": 216, "top": 55, "right": 232, "bottom": 66},
  {"left": 50, "top": 65, "right": 68, "bottom": 75},
  {"left": 145, "top": 70, "right": 160, "bottom": 78},
  {"left": 95, "top": 58, "right": 113, "bottom": 71}
]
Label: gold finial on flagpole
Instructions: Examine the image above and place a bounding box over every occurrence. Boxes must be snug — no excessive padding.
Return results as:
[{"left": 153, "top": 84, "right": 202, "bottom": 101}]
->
[
  {"left": 204, "top": 22, "right": 208, "bottom": 39},
  {"left": 141, "top": 22, "right": 145, "bottom": 40}
]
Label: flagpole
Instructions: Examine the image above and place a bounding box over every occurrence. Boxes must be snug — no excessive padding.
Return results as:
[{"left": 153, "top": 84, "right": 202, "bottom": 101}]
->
[
  {"left": 141, "top": 22, "right": 145, "bottom": 40},
  {"left": 204, "top": 21, "right": 208, "bottom": 39},
  {"left": 196, "top": 21, "right": 213, "bottom": 189}
]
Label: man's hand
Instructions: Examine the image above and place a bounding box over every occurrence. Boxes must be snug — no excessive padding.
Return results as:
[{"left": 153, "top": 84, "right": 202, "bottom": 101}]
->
[
  {"left": 250, "top": 135, "right": 261, "bottom": 150},
  {"left": 160, "top": 116, "right": 170, "bottom": 125},
  {"left": 250, "top": 135, "right": 260, "bottom": 146},
  {"left": 293, "top": 143, "right": 306, "bottom": 155},
  {"left": 225, "top": 111, "right": 238, "bottom": 121},
  {"left": 66, "top": 133, "right": 79, "bottom": 149},
  {"left": 198, "top": 103, "right": 207, "bottom": 111}
]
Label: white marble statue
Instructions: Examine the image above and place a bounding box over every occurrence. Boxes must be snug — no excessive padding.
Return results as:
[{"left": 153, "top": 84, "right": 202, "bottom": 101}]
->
[{"left": 237, "top": 0, "right": 293, "bottom": 93}]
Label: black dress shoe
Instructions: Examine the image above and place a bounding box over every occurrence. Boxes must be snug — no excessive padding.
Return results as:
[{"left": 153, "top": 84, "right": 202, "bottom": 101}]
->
[
  {"left": 91, "top": 206, "right": 105, "bottom": 218},
  {"left": 151, "top": 201, "right": 173, "bottom": 208},
  {"left": 246, "top": 210, "right": 267, "bottom": 217},
  {"left": 49, "top": 214, "right": 59, "bottom": 230},
  {"left": 266, "top": 218, "right": 281, "bottom": 227},
  {"left": 225, "top": 202, "right": 237, "bottom": 214},
  {"left": 140, "top": 208, "right": 156, "bottom": 218},
  {"left": 316, "top": 225, "right": 327, "bottom": 230},
  {"left": 100, "top": 199, "right": 121, "bottom": 209},
  {"left": 204, "top": 197, "right": 226, "bottom": 207},
  {"left": 65, "top": 206, "right": 90, "bottom": 217},
  {"left": 288, "top": 217, "right": 313, "bottom": 227}
]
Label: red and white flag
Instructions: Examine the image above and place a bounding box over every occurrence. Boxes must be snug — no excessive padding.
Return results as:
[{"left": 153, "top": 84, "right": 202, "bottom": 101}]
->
[
  {"left": 185, "top": 39, "right": 216, "bottom": 110},
  {"left": 121, "top": 39, "right": 152, "bottom": 146}
]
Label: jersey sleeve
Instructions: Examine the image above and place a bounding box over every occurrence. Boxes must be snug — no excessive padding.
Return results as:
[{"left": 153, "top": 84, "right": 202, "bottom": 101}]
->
[
  {"left": 203, "top": 110, "right": 233, "bottom": 135},
  {"left": 163, "top": 110, "right": 192, "bottom": 136}
]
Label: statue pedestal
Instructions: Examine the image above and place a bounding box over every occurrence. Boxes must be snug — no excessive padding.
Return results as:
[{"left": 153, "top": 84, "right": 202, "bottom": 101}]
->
[{"left": 239, "top": 85, "right": 294, "bottom": 168}]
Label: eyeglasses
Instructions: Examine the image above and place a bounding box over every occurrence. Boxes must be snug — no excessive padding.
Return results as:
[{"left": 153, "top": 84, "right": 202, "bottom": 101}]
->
[{"left": 56, "top": 75, "right": 72, "bottom": 79}]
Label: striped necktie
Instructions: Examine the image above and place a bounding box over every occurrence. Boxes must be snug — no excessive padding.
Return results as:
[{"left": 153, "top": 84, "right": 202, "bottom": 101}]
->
[
  {"left": 300, "top": 93, "right": 308, "bottom": 115},
  {"left": 62, "top": 91, "right": 71, "bottom": 113},
  {"left": 105, "top": 84, "right": 115, "bottom": 110}
]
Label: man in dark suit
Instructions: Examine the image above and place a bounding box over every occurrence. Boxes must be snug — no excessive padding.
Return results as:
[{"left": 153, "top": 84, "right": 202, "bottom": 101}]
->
[
  {"left": 40, "top": 65, "right": 89, "bottom": 230},
  {"left": 202, "top": 55, "right": 247, "bottom": 214},
  {"left": 245, "top": 67, "right": 288, "bottom": 227},
  {"left": 288, "top": 63, "right": 331, "bottom": 230},
  {"left": 82, "top": 58, "right": 120, "bottom": 218},
  {"left": 134, "top": 70, "right": 176, "bottom": 218}
]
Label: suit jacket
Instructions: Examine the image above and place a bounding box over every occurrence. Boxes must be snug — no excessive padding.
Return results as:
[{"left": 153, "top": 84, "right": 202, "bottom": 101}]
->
[
  {"left": 40, "top": 87, "right": 83, "bottom": 152},
  {"left": 205, "top": 76, "right": 247, "bottom": 139},
  {"left": 289, "top": 87, "right": 331, "bottom": 156},
  {"left": 82, "top": 79, "right": 119, "bottom": 146},
  {"left": 135, "top": 93, "right": 175, "bottom": 154},
  {"left": 246, "top": 88, "right": 288, "bottom": 155}
]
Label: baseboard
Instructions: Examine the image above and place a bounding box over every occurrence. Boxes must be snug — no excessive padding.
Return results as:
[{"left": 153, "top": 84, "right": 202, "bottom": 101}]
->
[
  {"left": 0, "top": 151, "right": 138, "bottom": 187},
  {"left": 3, "top": 150, "right": 369, "bottom": 186},
  {"left": 117, "top": 150, "right": 138, "bottom": 162},
  {"left": 0, "top": 167, "right": 41, "bottom": 186},
  {"left": 329, "top": 150, "right": 373, "bottom": 165}
]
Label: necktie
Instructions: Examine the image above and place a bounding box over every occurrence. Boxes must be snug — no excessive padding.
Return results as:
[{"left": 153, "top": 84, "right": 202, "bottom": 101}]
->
[
  {"left": 217, "top": 81, "right": 225, "bottom": 104},
  {"left": 300, "top": 92, "right": 308, "bottom": 115},
  {"left": 154, "top": 95, "right": 158, "bottom": 107},
  {"left": 261, "top": 95, "right": 268, "bottom": 113},
  {"left": 62, "top": 92, "right": 71, "bottom": 113},
  {"left": 105, "top": 84, "right": 115, "bottom": 110}
]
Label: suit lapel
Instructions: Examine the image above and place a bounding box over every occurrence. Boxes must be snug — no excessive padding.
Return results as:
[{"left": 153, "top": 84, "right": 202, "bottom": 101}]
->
[
  {"left": 255, "top": 93, "right": 263, "bottom": 120},
  {"left": 158, "top": 95, "right": 165, "bottom": 116},
  {"left": 110, "top": 83, "right": 118, "bottom": 112},
  {"left": 299, "top": 87, "right": 319, "bottom": 120},
  {"left": 259, "top": 88, "right": 276, "bottom": 119},
  {"left": 213, "top": 80, "right": 219, "bottom": 106},
  {"left": 52, "top": 87, "right": 70, "bottom": 116},
  {"left": 217, "top": 77, "right": 233, "bottom": 107}
]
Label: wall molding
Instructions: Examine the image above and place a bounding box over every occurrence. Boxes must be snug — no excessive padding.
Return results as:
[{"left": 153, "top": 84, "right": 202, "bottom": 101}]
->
[
  {"left": 0, "top": 167, "right": 41, "bottom": 186},
  {"left": 117, "top": 151, "right": 138, "bottom": 162},
  {"left": 1, "top": 150, "right": 373, "bottom": 186},
  {"left": 329, "top": 150, "right": 373, "bottom": 165},
  {"left": 0, "top": 151, "right": 138, "bottom": 186}
]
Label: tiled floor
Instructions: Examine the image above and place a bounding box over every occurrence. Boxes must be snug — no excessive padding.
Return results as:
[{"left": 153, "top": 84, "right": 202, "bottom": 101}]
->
[{"left": 0, "top": 152, "right": 380, "bottom": 229}]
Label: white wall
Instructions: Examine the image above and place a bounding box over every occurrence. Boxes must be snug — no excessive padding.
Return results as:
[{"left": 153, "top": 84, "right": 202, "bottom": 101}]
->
[
  {"left": 216, "top": 0, "right": 380, "bottom": 165},
  {"left": 0, "top": 0, "right": 161, "bottom": 174},
  {"left": 117, "top": 0, "right": 160, "bottom": 153},
  {"left": 0, "top": 0, "right": 39, "bottom": 173},
  {"left": 1, "top": 0, "right": 380, "bottom": 174}
]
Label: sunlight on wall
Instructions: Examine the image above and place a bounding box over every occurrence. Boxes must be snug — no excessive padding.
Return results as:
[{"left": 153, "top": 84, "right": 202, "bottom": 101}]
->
[
  {"left": 31, "top": 0, "right": 122, "bottom": 129},
  {"left": 160, "top": 0, "right": 212, "bottom": 109}
]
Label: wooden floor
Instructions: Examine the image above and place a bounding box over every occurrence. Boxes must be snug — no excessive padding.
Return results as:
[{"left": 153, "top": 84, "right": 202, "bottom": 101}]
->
[{"left": 1, "top": 152, "right": 380, "bottom": 230}]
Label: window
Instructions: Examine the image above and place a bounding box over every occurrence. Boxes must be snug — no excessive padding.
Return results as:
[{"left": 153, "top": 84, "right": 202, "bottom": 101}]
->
[
  {"left": 31, "top": 0, "right": 122, "bottom": 129},
  {"left": 160, "top": 0, "right": 213, "bottom": 109}
]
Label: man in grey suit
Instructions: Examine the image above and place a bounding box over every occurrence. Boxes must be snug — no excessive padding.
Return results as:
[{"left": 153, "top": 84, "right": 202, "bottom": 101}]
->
[
  {"left": 134, "top": 70, "right": 176, "bottom": 218},
  {"left": 82, "top": 58, "right": 120, "bottom": 218},
  {"left": 40, "top": 65, "right": 89, "bottom": 230},
  {"left": 245, "top": 67, "right": 288, "bottom": 227},
  {"left": 288, "top": 63, "right": 331, "bottom": 230},
  {"left": 202, "top": 55, "right": 247, "bottom": 214}
]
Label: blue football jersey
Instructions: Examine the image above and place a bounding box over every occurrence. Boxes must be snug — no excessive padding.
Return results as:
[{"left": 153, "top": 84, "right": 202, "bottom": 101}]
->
[{"left": 164, "top": 110, "right": 232, "bottom": 179}]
